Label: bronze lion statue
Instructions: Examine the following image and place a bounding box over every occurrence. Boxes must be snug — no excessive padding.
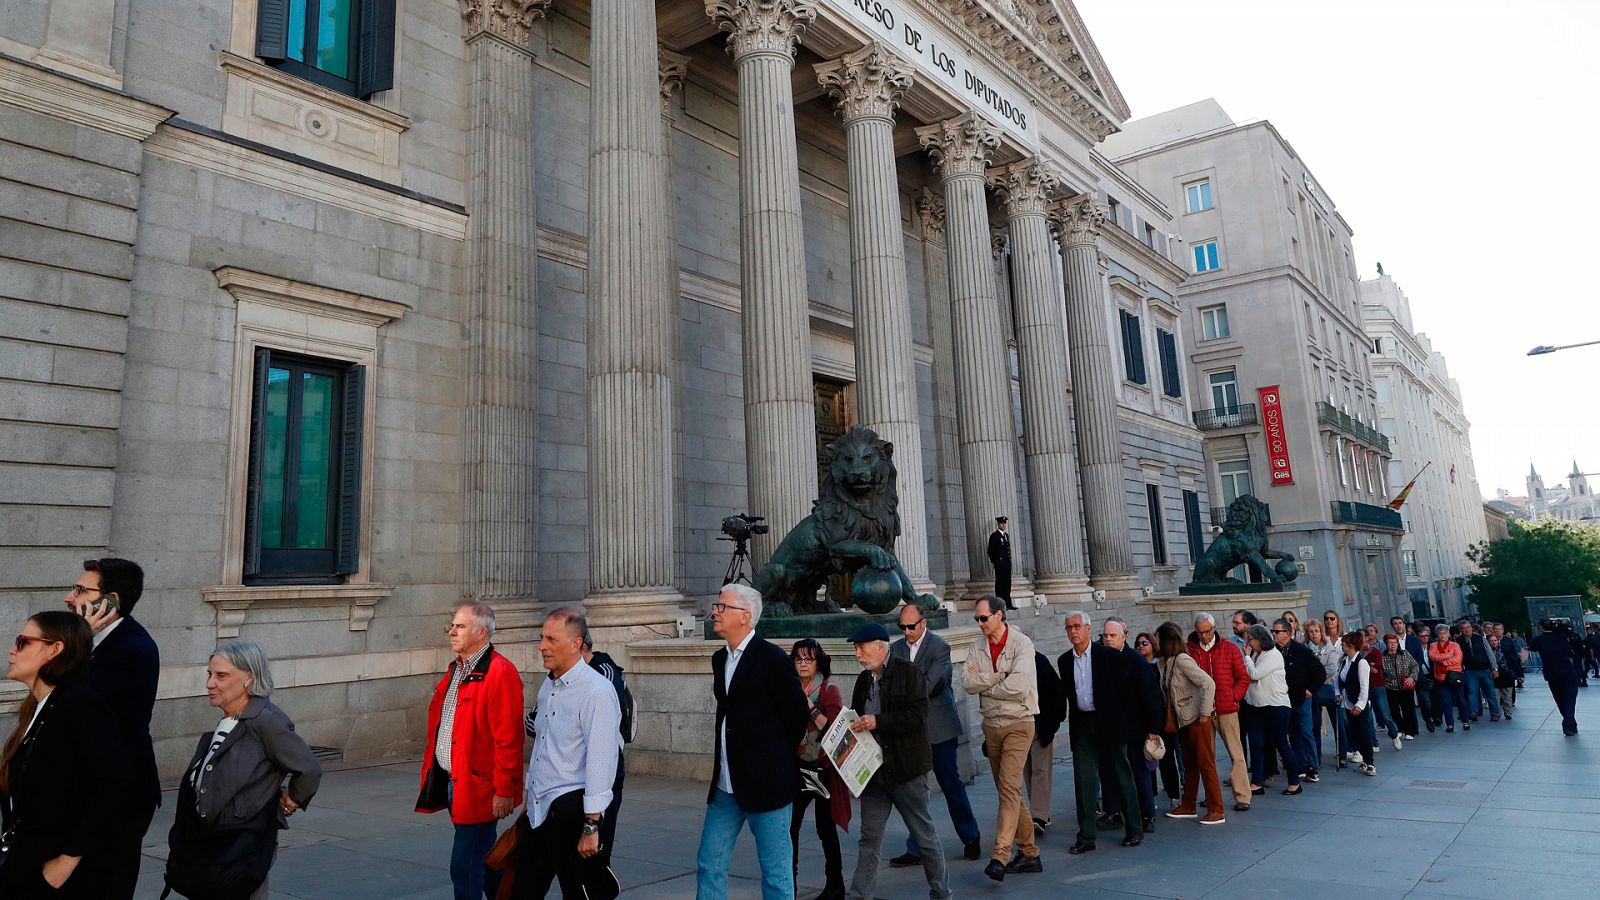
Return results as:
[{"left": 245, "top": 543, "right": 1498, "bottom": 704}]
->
[
  {"left": 1190, "top": 494, "right": 1299, "bottom": 586},
  {"left": 753, "top": 425, "right": 933, "bottom": 617}
]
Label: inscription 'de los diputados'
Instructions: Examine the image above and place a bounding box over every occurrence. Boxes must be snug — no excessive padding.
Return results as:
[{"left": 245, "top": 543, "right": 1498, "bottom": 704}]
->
[{"left": 825, "top": 0, "right": 1038, "bottom": 147}]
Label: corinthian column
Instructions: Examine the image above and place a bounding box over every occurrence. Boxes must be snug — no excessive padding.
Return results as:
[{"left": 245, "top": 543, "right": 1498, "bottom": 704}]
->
[
  {"left": 584, "top": 0, "right": 683, "bottom": 625},
  {"left": 706, "top": 0, "right": 819, "bottom": 565},
  {"left": 460, "top": 0, "right": 549, "bottom": 613},
  {"left": 916, "top": 113, "right": 1030, "bottom": 602},
  {"left": 1052, "top": 195, "right": 1136, "bottom": 591},
  {"left": 918, "top": 190, "right": 966, "bottom": 593},
  {"left": 988, "top": 160, "right": 1089, "bottom": 601},
  {"left": 814, "top": 44, "right": 930, "bottom": 595}
]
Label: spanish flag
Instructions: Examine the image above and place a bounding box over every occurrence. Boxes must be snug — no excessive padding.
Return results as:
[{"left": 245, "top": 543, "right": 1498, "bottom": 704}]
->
[{"left": 1387, "top": 461, "right": 1432, "bottom": 511}]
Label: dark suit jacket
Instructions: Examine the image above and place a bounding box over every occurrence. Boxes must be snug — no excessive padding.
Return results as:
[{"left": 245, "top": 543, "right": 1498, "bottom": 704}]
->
[
  {"left": 709, "top": 635, "right": 808, "bottom": 813},
  {"left": 1033, "top": 651, "right": 1066, "bottom": 747},
  {"left": 1403, "top": 634, "right": 1427, "bottom": 671},
  {"left": 1, "top": 678, "right": 131, "bottom": 898},
  {"left": 851, "top": 656, "right": 930, "bottom": 786},
  {"left": 1059, "top": 643, "right": 1155, "bottom": 746},
  {"left": 1282, "top": 639, "right": 1324, "bottom": 700},
  {"left": 891, "top": 630, "right": 962, "bottom": 744},
  {"left": 987, "top": 530, "right": 1011, "bottom": 568},
  {"left": 89, "top": 615, "right": 161, "bottom": 814}
]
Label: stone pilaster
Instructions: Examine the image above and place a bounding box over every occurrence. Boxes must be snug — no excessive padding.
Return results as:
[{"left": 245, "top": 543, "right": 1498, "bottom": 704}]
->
[
  {"left": 989, "top": 160, "right": 1089, "bottom": 601},
  {"left": 814, "top": 44, "right": 931, "bottom": 594},
  {"left": 1052, "top": 194, "right": 1137, "bottom": 592},
  {"left": 918, "top": 189, "right": 966, "bottom": 594},
  {"left": 706, "top": 0, "right": 819, "bottom": 565},
  {"left": 916, "top": 113, "right": 1030, "bottom": 602},
  {"left": 584, "top": 0, "right": 683, "bottom": 625},
  {"left": 460, "top": 0, "right": 549, "bottom": 613},
  {"left": 661, "top": 48, "right": 690, "bottom": 593}
]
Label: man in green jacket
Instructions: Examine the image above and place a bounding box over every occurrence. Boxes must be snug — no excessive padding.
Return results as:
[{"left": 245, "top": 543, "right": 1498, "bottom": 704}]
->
[{"left": 845, "top": 623, "right": 951, "bottom": 900}]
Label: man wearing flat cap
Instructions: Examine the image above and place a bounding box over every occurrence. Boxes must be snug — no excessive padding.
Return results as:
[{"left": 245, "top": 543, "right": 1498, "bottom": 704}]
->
[
  {"left": 844, "top": 623, "right": 950, "bottom": 900},
  {"left": 987, "top": 516, "right": 1014, "bottom": 610}
]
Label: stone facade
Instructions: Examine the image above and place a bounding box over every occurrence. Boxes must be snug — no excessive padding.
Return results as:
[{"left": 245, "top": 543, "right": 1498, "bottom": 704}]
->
[{"left": 2, "top": 0, "right": 1205, "bottom": 775}]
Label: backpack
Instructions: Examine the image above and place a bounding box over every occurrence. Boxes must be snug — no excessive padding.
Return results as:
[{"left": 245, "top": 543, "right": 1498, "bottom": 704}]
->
[{"left": 592, "top": 653, "right": 637, "bottom": 744}]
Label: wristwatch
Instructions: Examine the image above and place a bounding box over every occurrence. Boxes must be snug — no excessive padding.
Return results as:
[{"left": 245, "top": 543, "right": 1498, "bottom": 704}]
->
[{"left": 581, "top": 817, "right": 602, "bottom": 836}]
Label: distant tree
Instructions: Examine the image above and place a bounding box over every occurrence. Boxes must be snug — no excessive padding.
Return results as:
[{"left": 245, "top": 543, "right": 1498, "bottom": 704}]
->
[{"left": 1466, "top": 518, "right": 1600, "bottom": 631}]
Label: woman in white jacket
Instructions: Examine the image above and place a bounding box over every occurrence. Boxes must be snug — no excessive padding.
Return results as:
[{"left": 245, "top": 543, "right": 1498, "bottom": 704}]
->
[
  {"left": 1337, "top": 631, "right": 1377, "bottom": 775},
  {"left": 1241, "top": 624, "right": 1302, "bottom": 796}
]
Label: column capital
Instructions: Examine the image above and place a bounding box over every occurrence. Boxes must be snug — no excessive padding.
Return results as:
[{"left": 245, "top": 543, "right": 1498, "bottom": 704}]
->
[
  {"left": 1049, "top": 194, "right": 1109, "bottom": 247},
  {"left": 659, "top": 47, "right": 690, "bottom": 115},
  {"left": 987, "top": 159, "right": 1060, "bottom": 218},
  {"left": 990, "top": 226, "right": 1008, "bottom": 261},
  {"left": 705, "top": 0, "right": 817, "bottom": 62},
  {"left": 915, "top": 112, "right": 1001, "bottom": 180},
  {"left": 814, "top": 43, "right": 913, "bottom": 125},
  {"left": 916, "top": 188, "right": 946, "bottom": 243},
  {"left": 460, "top": 0, "right": 552, "bottom": 50}
]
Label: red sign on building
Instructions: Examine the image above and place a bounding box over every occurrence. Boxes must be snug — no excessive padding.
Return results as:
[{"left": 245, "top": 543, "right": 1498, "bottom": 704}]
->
[{"left": 1258, "top": 386, "right": 1294, "bottom": 485}]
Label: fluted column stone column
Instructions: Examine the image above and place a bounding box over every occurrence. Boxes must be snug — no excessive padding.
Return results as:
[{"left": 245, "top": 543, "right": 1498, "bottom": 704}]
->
[
  {"left": 661, "top": 48, "right": 690, "bottom": 590},
  {"left": 916, "top": 113, "right": 1030, "bottom": 602},
  {"left": 1053, "top": 195, "right": 1137, "bottom": 591},
  {"left": 814, "top": 44, "right": 931, "bottom": 595},
  {"left": 989, "top": 160, "right": 1089, "bottom": 600},
  {"left": 707, "top": 0, "right": 820, "bottom": 565},
  {"left": 917, "top": 190, "right": 965, "bottom": 593},
  {"left": 460, "top": 0, "right": 548, "bottom": 614},
  {"left": 583, "top": 0, "right": 683, "bottom": 625}
]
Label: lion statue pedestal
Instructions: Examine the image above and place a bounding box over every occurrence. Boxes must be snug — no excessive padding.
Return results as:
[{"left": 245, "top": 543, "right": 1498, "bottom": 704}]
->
[{"left": 1180, "top": 494, "right": 1300, "bottom": 596}]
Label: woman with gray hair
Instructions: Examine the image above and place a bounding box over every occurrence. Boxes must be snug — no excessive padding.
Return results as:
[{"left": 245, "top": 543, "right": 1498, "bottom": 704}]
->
[
  {"left": 163, "top": 642, "right": 323, "bottom": 899},
  {"left": 1240, "top": 624, "right": 1301, "bottom": 796}
]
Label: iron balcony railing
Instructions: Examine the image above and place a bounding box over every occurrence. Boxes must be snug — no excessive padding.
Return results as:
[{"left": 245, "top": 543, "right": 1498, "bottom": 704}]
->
[
  {"left": 1211, "top": 502, "right": 1270, "bottom": 527},
  {"left": 1316, "top": 402, "right": 1391, "bottom": 455},
  {"left": 1331, "top": 500, "right": 1403, "bottom": 531},
  {"left": 1193, "top": 403, "right": 1259, "bottom": 431}
]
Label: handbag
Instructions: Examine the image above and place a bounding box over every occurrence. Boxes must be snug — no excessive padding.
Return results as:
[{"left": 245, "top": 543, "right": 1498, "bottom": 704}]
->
[
  {"left": 1444, "top": 670, "right": 1463, "bottom": 686},
  {"left": 1143, "top": 734, "right": 1166, "bottom": 762}
]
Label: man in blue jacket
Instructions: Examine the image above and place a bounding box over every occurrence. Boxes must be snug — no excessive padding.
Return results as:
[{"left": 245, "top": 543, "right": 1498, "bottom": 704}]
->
[{"left": 1529, "top": 619, "right": 1581, "bottom": 736}]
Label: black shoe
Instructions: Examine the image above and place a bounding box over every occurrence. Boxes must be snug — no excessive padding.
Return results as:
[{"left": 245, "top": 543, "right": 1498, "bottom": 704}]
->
[
  {"left": 1282, "top": 785, "right": 1303, "bottom": 796},
  {"left": 1304, "top": 769, "right": 1320, "bottom": 783},
  {"left": 1005, "top": 853, "right": 1042, "bottom": 874},
  {"left": 1142, "top": 816, "right": 1155, "bottom": 834},
  {"left": 1426, "top": 722, "right": 1436, "bottom": 733},
  {"left": 1120, "top": 834, "right": 1143, "bottom": 848},
  {"left": 888, "top": 853, "right": 922, "bottom": 868},
  {"left": 815, "top": 884, "right": 846, "bottom": 900},
  {"left": 1068, "top": 841, "right": 1095, "bottom": 855},
  {"left": 1233, "top": 801, "right": 1250, "bottom": 812},
  {"left": 1096, "top": 811, "right": 1124, "bottom": 829},
  {"left": 1250, "top": 786, "right": 1265, "bottom": 796},
  {"left": 963, "top": 839, "right": 982, "bottom": 861},
  {"left": 984, "top": 860, "right": 1006, "bottom": 882},
  {"left": 1446, "top": 725, "right": 1454, "bottom": 733},
  {"left": 1031, "top": 816, "right": 1050, "bottom": 831},
  {"left": 1463, "top": 723, "right": 1470, "bottom": 731}
]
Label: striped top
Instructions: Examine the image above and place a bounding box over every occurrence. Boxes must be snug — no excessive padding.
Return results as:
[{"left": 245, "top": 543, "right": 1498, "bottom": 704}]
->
[{"left": 525, "top": 658, "right": 621, "bottom": 829}]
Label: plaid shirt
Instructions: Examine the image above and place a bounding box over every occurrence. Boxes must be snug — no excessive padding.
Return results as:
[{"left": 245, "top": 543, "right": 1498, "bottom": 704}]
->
[{"left": 435, "top": 642, "right": 491, "bottom": 772}]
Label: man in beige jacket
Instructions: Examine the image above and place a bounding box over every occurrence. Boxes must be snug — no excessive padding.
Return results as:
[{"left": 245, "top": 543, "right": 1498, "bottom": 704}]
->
[{"left": 961, "top": 595, "right": 1041, "bottom": 882}]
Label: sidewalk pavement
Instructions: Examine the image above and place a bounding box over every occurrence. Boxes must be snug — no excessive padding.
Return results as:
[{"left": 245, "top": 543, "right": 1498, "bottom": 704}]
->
[{"left": 134, "top": 681, "right": 1597, "bottom": 899}]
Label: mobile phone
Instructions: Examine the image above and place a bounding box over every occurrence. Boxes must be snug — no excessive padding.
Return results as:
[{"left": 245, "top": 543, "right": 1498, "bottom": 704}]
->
[{"left": 84, "top": 596, "right": 120, "bottom": 616}]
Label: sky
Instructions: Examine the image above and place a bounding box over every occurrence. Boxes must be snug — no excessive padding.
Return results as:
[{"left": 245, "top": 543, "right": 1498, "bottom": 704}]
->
[{"left": 1077, "top": 0, "right": 1600, "bottom": 499}]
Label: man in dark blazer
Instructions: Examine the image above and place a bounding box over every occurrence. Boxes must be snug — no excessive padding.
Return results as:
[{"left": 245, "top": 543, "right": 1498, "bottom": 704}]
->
[
  {"left": 1058, "top": 610, "right": 1151, "bottom": 853},
  {"left": 695, "top": 584, "right": 809, "bottom": 900},
  {"left": 1395, "top": 616, "right": 1432, "bottom": 728},
  {"left": 888, "top": 603, "right": 981, "bottom": 868},
  {"left": 844, "top": 623, "right": 951, "bottom": 900},
  {"left": 66, "top": 557, "right": 159, "bottom": 899},
  {"left": 987, "top": 517, "right": 1014, "bottom": 609},
  {"left": 1025, "top": 650, "right": 1065, "bottom": 832},
  {"left": 1095, "top": 618, "right": 1162, "bottom": 835}
]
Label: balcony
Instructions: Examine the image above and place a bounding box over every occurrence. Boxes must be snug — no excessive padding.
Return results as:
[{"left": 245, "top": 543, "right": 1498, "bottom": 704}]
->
[
  {"left": 1316, "top": 402, "right": 1391, "bottom": 454},
  {"left": 1194, "top": 403, "right": 1258, "bottom": 431},
  {"left": 1331, "top": 500, "right": 1403, "bottom": 531},
  {"left": 1211, "top": 501, "right": 1270, "bottom": 528}
]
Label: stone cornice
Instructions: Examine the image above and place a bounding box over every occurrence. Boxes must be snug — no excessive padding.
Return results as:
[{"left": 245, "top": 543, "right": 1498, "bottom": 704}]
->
[
  {"left": 916, "top": 112, "right": 1001, "bottom": 179},
  {"left": 916, "top": 188, "right": 946, "bottom": 244},
  {"left": 814, "top": 42, "right": 913, "bottom": 125},
  {"left": 214, "top": 266, "right": 412, "bottom": 326},
  {"left": 1048, "top": 195, "right": 1107, "bottom": 246},
  {"left": 659, "top": 47, "right": 690, "bottom": 113},
  {"left": 0, "top": 53, "right": 172, "bottom": 140},
  {"left": 460, "top": 0, "right": 553, "bottom": 51},
  {"left": 705, "top": 0, "right": 818, "bottom": 62},
  {"left": 987, "top": 158, "right": 1059, "bottom": 218}
]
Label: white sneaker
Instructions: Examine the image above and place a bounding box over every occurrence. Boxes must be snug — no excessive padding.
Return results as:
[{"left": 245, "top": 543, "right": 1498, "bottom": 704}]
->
[
  {"left": 1403, "top": 734, "right": 1415, "bottom": 741},
  {"left": 1393, "top": 735, "right": 1403, "bottom": 751},
  {"left": 1362, "top": 764, "right": 1377, "bottom": 776},
  {"left": 1372, "top": 744, "right": 1380, "bottom": 754}
]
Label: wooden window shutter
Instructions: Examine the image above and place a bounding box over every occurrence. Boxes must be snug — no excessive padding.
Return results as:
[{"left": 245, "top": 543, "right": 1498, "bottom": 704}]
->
[
  {"left": 335, "top": 365, "right": 366, "bottom": 574},
  {"left": 356, "top": 0, "right": 397, "bottom": 98},
  {"left": 255, "top": 0, "right": 291, "bottom": 61},
  {"left": 243, "top": 348, "right": 272, "bottom": 577}
]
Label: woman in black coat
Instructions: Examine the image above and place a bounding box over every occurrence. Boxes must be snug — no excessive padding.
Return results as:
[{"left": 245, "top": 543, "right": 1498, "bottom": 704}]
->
[{"left": 1, "top": 610, "right": 131, "bottom": 899}]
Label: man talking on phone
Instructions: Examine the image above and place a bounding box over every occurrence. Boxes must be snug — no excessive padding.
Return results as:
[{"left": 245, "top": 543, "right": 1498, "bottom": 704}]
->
[{"left": 64, "top": 557, "right": 160, "bottom": 899}]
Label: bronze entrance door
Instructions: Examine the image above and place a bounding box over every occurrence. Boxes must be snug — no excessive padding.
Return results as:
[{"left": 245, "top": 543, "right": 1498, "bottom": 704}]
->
[{"left": 814, "top": 377, "right": 853, "bottom": 607}]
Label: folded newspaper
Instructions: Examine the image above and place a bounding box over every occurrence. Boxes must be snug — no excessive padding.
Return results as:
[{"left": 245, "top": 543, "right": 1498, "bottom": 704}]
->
[{"left": 820, "top": 708, "right": 883, "bottom": 797}]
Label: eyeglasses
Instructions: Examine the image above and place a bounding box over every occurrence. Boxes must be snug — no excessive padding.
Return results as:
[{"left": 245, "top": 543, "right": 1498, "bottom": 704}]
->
[
  {"left": 794, "top": 655, "right": 817, "bottom": 665},
  {"left": 1323, "top": 616, "right": 1337, "bottom": 622},
  {"left": 13, "top": 635, "right": 58, "bottom": 653},
  {"left": 1137, "top": 639, "right": 1152, "bottom": 646},
  {"left": 974, "top": 614, "right": 995, "bottom": 624},
  {"left": 66, "top": 584, "right": 106, "bottom": 598},
  {"left": 711, "top": 603, "right": 747, "bottom": 615},
  {"left": 1271, "top": 628, "right": 1287, "bottom": 634},
  {"left": 900, "top": 620, "right": 924, "bottom": 630}
]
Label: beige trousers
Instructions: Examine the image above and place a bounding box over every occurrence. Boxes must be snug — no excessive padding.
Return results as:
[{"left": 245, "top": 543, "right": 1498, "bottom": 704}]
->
[
  {"left": 982, "top": 720, "right": 1038, "bottom": 861},
  {"left": 1023, "top": 733, "right": 1054, "bottom": 823},
  {"left": 1214, "top": 710, "right": 1251, "bottom": 803}
]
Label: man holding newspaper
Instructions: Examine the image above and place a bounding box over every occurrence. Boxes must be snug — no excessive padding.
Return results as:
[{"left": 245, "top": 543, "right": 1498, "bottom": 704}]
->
[{"left": 834, "top": 623, "right": 952, "bottom": 900}]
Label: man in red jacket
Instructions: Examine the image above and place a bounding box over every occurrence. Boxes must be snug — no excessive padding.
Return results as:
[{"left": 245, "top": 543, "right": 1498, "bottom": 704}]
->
[
  {"left": 416, "top": 601, "right": 526, "bottom": 900},
  {"left": 1187, "top": 612, "right": 1252, "bottom": 812}
]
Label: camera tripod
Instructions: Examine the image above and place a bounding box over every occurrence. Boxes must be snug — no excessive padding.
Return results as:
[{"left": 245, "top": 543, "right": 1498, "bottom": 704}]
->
[{"left": 721, "top": 537, "right": 753, "bottom": 586}]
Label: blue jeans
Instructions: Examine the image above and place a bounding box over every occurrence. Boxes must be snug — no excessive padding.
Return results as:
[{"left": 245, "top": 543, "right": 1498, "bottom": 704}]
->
[
  {"left": 1312, "top": 684, "right": 1339, "bottom": 764},
  {"left": 1370, "top": 684, "right": 1397, "bottom": 738},
  {"left": 1289, "top": 698, "right": 1316, "bottom": 772},
  {"left": 450, "top": 820, "right": 501, "bottom": 900},
  {"left": 907, "top": 737, "right": 980, "bottom": 856},
  {"left": 696, "top": 788, "right": 793, "bottom": 900},
  {"left": 1463, "top": 669, "right": 1500, "bottom": 718}
]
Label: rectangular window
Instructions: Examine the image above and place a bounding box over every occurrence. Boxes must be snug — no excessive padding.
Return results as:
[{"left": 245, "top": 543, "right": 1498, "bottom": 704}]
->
[
  {"left": 257, "top": 0, "right": 396, "bottom": 98},
  {"left": 1208, "top": 368, "right": 1239, "bottom": 413},
  {"left": 1119, "top": 308, "right": 1147, "bottom": 385},
  {"left": 1373, "top": 337, "right": 1382, "bottom": 354},
  {"left": 1157, "top": 329, "right": 1182, "bottom": 398},
  {"left": 1402, "top": 549, "right": 1419, "bottom": 579},
  {"left": 1374, "top": 376, "right": 1390, "bottom": 403},
  {"left": 1192, "top": 240, "right": 1220, "bottom": 273},
  {"left": 1200, "top": 304, "right": 1230, "bottom": 340},
  {"left": 1218, "top": 459, "right": 1252, "bottom": 503},
  {"left": 1336, "top": 436, "right": 1348, "bottom": 487},
  {"left": 1183, "top": 489, "right": 1204, "bottom": 563},
  {"left": 1145, "top": 224, "right": 1161, "bottom": 254},
  {"left": 1146, "top": 484, "right": 1168, "bottom": 566},
  {"left": 1185, "top": 179, "right": 1214, "bottom": 213},
  {"left": 1106, "top": 197, "right": 1122, "bottom": 229},
  {"left": 1351, "top": 442, "right": 1364, "bottom": 492},
  {"left": 245, "top": 349, "right": 365, "bottom": 583}
]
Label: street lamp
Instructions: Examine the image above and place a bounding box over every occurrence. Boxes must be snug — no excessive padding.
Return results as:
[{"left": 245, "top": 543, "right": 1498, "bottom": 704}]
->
[{"left": 1528, "top": 339, "right": 1600, "bottom": 356}]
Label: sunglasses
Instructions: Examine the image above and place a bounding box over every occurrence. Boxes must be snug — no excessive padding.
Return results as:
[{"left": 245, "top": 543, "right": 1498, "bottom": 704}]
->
[
  {"left": 1137, "top": 639, "right": 1152, "bottom": 646},
  {"left": 900, "top": 620, "right": 925, "bottom": 630},
  {"left": 1271, "top": 628, "right": 1287, "bottom": 634},
  {"left": 974, "top": 614, "right": 996, "bottom": 624},
  {"left": 13, "top": 635, "right": 58, "bottom": 653}
]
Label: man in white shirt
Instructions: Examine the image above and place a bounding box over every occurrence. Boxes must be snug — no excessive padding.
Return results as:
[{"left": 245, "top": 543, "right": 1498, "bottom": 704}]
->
[{"left": 517, "top": 607, "right": 621, "bottom": 897}]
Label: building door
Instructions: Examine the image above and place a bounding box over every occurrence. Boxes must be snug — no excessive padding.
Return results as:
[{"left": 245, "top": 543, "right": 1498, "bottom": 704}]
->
[{"left": 814, "top": 377, "right": 853, "bottom": 606}]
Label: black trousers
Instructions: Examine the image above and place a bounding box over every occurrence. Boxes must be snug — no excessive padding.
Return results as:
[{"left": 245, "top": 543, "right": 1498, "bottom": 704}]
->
[
  {"left": 790, "top": 787, "right": 843, "bottom": 890},
  {"left": 993, "top": 563, "right": 1012, "bottom": 604},
  {"left": 105, "top": 799, "right": 157, "bottom": 898},
  {"left": 512, "top": 790, "right": 587, "bottom": 899},
  {"left": 598, "top": 755, "right": 625, "bottom": 868}
]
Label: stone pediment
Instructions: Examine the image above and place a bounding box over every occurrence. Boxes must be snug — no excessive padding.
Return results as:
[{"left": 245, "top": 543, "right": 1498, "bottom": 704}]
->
[{"left": 925, "top": 0, "right": 1128, "bottom": 140}]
